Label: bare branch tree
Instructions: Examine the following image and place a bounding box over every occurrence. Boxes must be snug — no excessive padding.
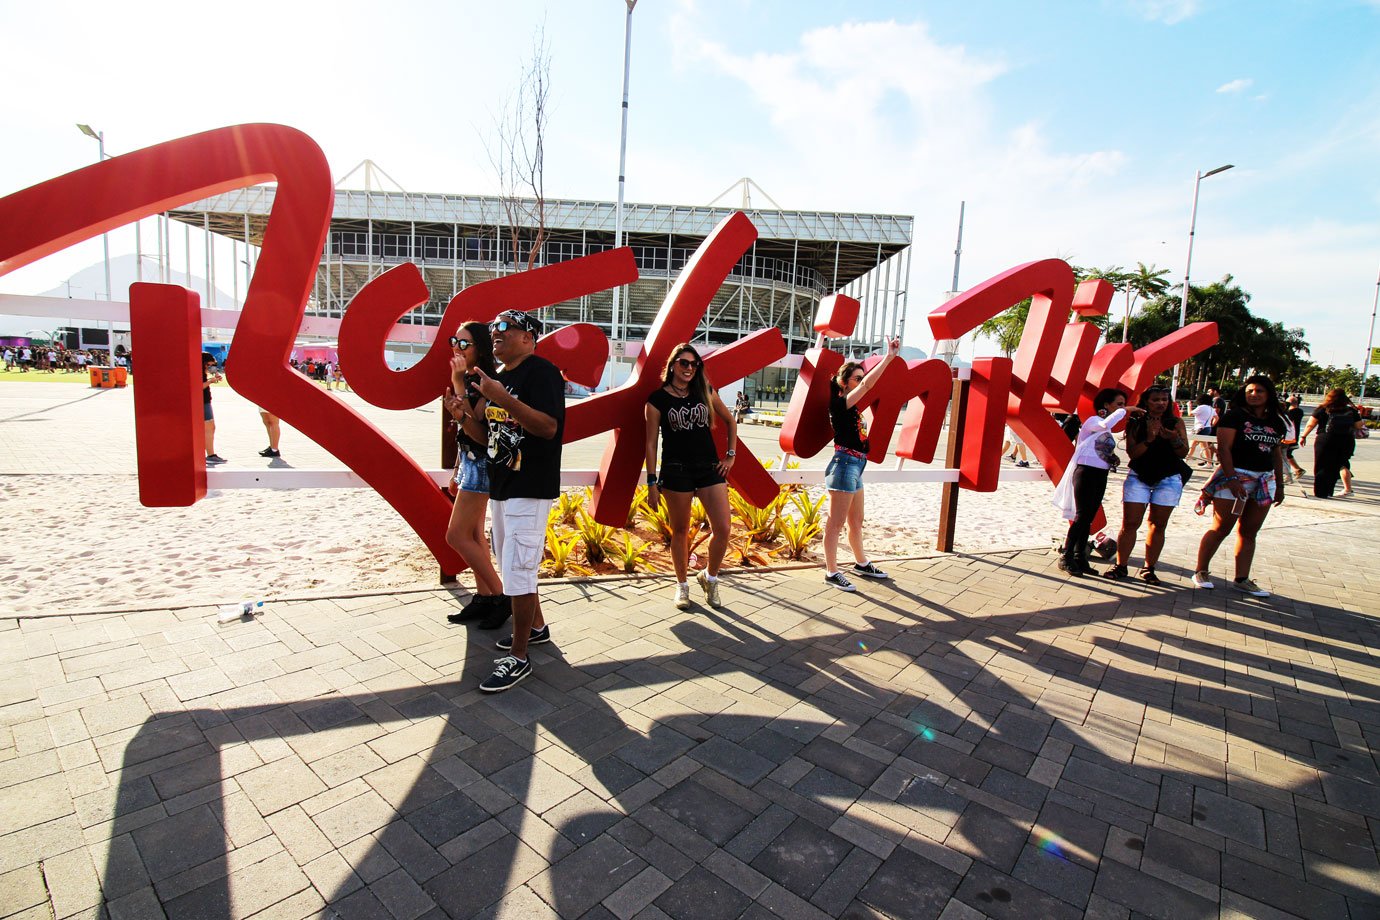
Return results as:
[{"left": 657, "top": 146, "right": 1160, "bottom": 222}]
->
[{"left": 487, "top": 27, "right": 550, "bottom": 273}]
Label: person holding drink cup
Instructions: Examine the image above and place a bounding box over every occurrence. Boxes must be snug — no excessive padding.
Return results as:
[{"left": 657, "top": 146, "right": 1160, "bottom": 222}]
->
[{"left": 1192, "top": 375, "right": 1287, "bottom": 597}]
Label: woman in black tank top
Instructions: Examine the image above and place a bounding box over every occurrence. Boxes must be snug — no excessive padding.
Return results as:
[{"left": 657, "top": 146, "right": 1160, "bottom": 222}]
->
[
  {"left": 645, "top": 344, "right": 738, "bottom": 610},
  {"left": 1106, "top": 385, "right": 1188, "bottom": 583}
]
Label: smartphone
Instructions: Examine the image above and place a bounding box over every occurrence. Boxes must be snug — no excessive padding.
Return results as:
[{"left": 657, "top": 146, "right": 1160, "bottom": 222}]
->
[{"left": 1230, "top": 495, "right": 1246, "bottom": 516}]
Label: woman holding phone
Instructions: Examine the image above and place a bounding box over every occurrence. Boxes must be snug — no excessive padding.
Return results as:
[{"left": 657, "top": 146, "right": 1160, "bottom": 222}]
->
[
  {"left": 1192, "top": 375, "right": 1286, "bottom": 597},
  {"left": 1105, "top": 385, "right": 1188, "bottom": 584},
  {"left": 442, "top": 321, "right": 506, "bottom": 624}
]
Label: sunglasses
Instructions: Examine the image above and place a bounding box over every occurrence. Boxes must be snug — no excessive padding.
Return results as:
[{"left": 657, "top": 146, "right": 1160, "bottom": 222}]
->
[
  {"left": 674, "top": 358, "right": 701, "bottom": 370},
  {"left": 448, "top": 337, "right": 473, "bottom": 350},
  {"left": 490, "top": 319, "right": 533, "bottom": 334}
]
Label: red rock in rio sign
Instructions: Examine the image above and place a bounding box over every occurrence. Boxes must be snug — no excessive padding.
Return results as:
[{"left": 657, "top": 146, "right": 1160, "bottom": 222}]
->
[{"left": 0, "top": 125, "right": 1217, "bottom": 573}]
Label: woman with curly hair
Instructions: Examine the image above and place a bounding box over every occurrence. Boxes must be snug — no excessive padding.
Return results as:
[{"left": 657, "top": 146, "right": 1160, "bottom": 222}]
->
[
  {"left": 645, "top": 344, "right": 738, "bottom": 609},
  {"left": 442, "top": 321, "right": 506, "bottom": 626},
  {"left": 1192, "top": 375, "right": 1287, "bottom": 596},
  {"left": 1106, "top": 385, "right": 1188, "bottom": 584},
  {"left": 1299, "top": 388, "right": 1366, "bottom": 498}
]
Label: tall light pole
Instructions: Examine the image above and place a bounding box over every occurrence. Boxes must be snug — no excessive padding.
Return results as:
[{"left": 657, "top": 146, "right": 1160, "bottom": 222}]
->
[
  {"left": 1361, "top": 262, "right": 1379, "bottom": 400},
  {"left": 610, "top": 0, "right": 636, "bottom": 350},
  {"left": 1170, "top": 164, "right": 1233, "bottom": 404},
  {"left": 77, "top": 124, "right": 117, "bottom": 363}
]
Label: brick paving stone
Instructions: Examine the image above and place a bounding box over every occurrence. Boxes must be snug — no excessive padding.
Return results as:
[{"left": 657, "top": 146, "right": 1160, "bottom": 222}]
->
[
  {"left": 649, "top": 778, "right": 754, "bottom": 847},
  {"left": 748, "top": 816, "right": 853, "bottom": 900},
  {"left": 403, "top": 788, "right": 491, "bottom": 848},
  {"left": 130, "top": 804, "right": 227, "bottom": 882},
  {"left": 1191, "top": 787, "right": 1265, "bottom": 850},
  {"left": 652, "top": 865, "right": 753, "bottom": 920},
  {"left": 855, "top": 845, "right": 961, "bottom": 920}
]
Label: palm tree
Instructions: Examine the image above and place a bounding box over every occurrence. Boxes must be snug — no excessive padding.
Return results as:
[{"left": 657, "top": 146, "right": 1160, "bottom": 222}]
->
[
  {"left": 977, "top": 298, "right": 1031, "bottom": 357},
  {"left": 1120, "top": 262, "right": 1170, "bottom": 343}
]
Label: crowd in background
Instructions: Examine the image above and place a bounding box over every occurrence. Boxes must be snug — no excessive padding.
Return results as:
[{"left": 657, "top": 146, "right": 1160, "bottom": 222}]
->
[{"left": 2, "top": 345, "right": 129, "bottom": 373}]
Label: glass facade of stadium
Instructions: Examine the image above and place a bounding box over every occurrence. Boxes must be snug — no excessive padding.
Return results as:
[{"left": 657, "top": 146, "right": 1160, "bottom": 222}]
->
[{"left": 169, "top": 188, "right": 912, "bottom": 396}]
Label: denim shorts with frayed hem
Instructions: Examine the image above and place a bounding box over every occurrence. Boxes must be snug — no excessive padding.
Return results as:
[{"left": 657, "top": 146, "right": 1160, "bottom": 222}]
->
[{"left": 824, "top": 449, "right": 866, "bottom": 493}]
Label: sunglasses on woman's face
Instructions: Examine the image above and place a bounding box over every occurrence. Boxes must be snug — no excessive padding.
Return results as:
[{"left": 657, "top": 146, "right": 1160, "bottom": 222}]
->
[
  {"left": 675, "top": 358, "right": 701, "bottom": 370},
  {"left": 448, "top": 337, "right": 473, "bottom": 350}
]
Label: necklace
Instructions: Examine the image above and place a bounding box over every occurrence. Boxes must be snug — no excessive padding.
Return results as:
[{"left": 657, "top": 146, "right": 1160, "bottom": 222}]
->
[{"left": 668, "top": 383, "right": 689, "bottom": 397}]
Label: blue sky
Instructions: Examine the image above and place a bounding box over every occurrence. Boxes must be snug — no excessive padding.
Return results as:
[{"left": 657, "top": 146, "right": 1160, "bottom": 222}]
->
[{"left": 2, "top": 0, "right": 1377, "bottom": 368}]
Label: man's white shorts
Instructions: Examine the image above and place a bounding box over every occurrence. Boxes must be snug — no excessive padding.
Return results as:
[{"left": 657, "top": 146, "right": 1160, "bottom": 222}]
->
[{"left": 490, "top": 497, "right": 551, "bottom": 596}]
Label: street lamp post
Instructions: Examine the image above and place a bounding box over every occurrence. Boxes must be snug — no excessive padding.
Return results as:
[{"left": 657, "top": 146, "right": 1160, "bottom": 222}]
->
[
  {"left": 77, "top": 123, "right": 116, "bottom": 363},
  {"left": 610, "top": 0, "right": 636, "bottom": 352},
  {"left": 1361, "top": 263, "right": 1379, "bottom": 401},
  {"left": 1170, "top": 164, "right": 1233, "bottom": 404}
]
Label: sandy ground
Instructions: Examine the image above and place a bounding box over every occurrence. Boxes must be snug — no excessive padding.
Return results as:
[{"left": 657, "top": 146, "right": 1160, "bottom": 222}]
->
[{"left": 2, "top": 378, "right": 1373, "bottom": 614}]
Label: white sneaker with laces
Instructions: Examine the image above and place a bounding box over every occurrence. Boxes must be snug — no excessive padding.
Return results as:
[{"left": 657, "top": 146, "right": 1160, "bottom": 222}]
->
[
  {"left": 1191, "top": 571, "right": 1215, "bottom": 589},
  {"left": 696, "top": 570, "right": 722, "bottom": 608},
  {"left": 1233, "top": 578, "right": 1269, "bottom": 598},
  {"left": 674, "top": 583, "right": 691, "bottom": 610}
]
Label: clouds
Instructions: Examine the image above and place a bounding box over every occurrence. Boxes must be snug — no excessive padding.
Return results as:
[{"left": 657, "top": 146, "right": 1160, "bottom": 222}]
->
[
  {"left": 1216, "top": 77, "right": 1254, "bottom": 94},
  {"left": 1128, "top": 0, "right": 1201, "bottom": 25}
]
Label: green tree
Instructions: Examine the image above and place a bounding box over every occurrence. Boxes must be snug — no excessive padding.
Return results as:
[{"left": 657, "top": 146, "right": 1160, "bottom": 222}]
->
[{"left": 977, "top": 298, "right": 1030, "bottom": 356}]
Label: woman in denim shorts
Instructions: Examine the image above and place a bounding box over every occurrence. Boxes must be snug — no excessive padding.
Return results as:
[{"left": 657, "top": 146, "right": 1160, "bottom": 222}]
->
[
  {"left": 1106, "top": 385, "right": 1188, "bottom": 584},
  {"left": 442, "top": 322, "right": 505, "bottom": 623},
  {"left": 822, "top": 338, "right": 900, "bottom": 591}
]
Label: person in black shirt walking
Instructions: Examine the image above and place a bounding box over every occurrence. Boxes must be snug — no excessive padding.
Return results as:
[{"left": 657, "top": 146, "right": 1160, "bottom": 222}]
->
[
  {"left": 645, "top": 344, "right": 737, "bottom": 609},
  {"left": 1299, "top": 388, "right": 1366, "bottom": 498},
  {"left": 822, "top": 338, "right": 900, "bottom": 591},
  {"left": 473, "top": 311, "right": 565, "bottom": 693},
  {"left": 442, "top": 321, "right": 506, "bottom": 626}
]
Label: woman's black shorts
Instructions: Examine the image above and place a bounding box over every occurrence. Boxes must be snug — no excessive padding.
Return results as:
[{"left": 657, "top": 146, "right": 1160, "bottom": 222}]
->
[{"left": 658, "top": 460, "right": 725, "bottom": 493}]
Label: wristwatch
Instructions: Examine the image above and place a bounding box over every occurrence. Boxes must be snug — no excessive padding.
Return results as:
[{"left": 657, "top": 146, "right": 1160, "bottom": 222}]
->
[{"left": 724, "top": 449, "right": 736, "bottom": 458}]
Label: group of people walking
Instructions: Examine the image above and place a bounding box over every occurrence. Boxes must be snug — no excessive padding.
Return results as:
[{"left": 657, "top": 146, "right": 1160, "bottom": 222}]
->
[{"left": 438, "top": 316, "right": 899, "bottom": 693}]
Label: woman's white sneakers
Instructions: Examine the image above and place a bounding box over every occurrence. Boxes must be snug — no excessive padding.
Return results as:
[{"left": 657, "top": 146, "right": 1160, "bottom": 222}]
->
[{"left": 1192, "top": 571, "right": 1215, "bottom": 589}]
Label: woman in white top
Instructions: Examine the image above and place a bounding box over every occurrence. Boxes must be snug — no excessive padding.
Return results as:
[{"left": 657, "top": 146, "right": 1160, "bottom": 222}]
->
[{"left": 1059, "top": 388, "right": 1145, "bottom": 576}]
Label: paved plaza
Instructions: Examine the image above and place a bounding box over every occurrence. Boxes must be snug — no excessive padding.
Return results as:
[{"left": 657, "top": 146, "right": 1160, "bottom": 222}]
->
[{"left": 2, "top": 376, "right": 1379, "bottom": 918}]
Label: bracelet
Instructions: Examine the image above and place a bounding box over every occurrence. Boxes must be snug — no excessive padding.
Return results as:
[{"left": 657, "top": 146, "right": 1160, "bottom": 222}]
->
[{"left": 647, "top": 473, "right": 656, "bottom": 484}]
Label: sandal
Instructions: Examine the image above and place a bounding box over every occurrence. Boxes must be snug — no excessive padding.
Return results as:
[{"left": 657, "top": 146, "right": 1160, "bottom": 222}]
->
[
  {"left": 1104, "top": 564, "right": 1128, "bottom": 580},
  {"left": 1138, "top": 567, "right": 1161, "bottom": 585}
]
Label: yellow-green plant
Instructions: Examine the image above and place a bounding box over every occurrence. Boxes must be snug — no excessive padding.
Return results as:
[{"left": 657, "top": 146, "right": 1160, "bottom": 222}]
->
[
  {"left": 542, "top": 527, "right": 589, "bottom": 577},
  {"left": 729, "top": 490, "right": 783, "bottom": 544},
  {"left": 689, "top": 497, "right": 708, "bottom": 532},
  {"left": 608, "top": 533, "right": 656, "bottom": 574},
  {"left": 575, "top": 509, "right": 615, "bottom": 565},
  {"left": 789, "top": 492, "right": 826, "bottom": 530},
  {"left": 626, "top": 484, "right": 648, "bottom": 528},
  {"left": 637, "top": 497, "right": 674, "bottom": 545},
  {"left": 554, "top": 490, "right": 586, "bottom": 527},
  {"left": 728, "top": 535, "right": 771, "bottom": 567},
  {"left": 775, "top": 516, "right": 821, "bottom": 560}
]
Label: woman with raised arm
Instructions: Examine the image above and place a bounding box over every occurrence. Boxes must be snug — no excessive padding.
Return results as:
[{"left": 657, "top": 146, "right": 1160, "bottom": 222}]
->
[
  {"left": 1192, "top": 375, "right": 1287, "bottom": 596},
  {"left": 1106, "top": 385, "right": 1188, "bottom": 584},
  {"left": 1059, "top": 388, "right": 1143, "bottom": 577},
  {"left": 1299, "top": 388, "right": 1365, "bottom": 499},
  {"left": 821, "top": 338, "right": 900, "bottom": 591},
  {"left": 645, "top": 344, "right": 737, "bottom": 610},
  {"left": 441, "top": 321, "right": 506, "bottom": 625}
]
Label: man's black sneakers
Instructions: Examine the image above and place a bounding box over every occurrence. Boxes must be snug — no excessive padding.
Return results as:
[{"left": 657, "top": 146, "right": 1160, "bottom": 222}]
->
[
  {"left": 259, "top": 447, "right": 281, "bottom": 458},
  {"left": 480, "top": 656, "right": 531, "bottom": 693},
  {"left": 496, "top": 624, "right": 551, "bottom": 651}
]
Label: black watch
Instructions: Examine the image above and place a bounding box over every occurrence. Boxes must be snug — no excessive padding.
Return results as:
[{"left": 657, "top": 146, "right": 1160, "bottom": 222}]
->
[{"left": 647, "top": 473, "right": 657, "bottom": 484}]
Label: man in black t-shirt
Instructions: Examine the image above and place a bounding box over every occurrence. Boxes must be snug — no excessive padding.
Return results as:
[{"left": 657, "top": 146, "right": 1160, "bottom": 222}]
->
[{"left": 472, "top": 310, "right": 565, "bottom": 693}]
